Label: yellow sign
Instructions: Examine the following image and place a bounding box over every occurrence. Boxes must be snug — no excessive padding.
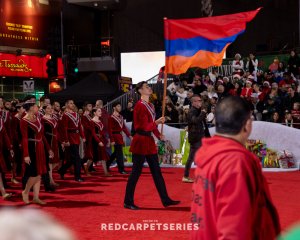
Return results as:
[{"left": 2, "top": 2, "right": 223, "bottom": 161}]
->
[
  {"left": 0, "top": 59, "right": 32, "bottom": 72},
  {"left": 6, "top": 22, "right": 33, "bottom": 33},
  {"left": 120, "top": 76, "right": 132, "bottom": 93}
]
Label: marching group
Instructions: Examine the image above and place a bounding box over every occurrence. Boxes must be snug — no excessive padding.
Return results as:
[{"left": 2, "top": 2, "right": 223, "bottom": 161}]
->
[{"left": 0, "top": 95, "right": 132, "bottom": 204}]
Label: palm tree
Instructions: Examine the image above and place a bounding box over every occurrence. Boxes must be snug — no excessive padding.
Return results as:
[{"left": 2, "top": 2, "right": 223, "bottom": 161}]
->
[{"left": 201, "top": 0, "right": 213, "bottom": 17}]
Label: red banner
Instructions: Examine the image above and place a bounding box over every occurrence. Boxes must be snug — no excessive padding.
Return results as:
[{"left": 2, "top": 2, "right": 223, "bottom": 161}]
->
[{"left": 0, "top": 53, "right": 63, "bottom": 78}]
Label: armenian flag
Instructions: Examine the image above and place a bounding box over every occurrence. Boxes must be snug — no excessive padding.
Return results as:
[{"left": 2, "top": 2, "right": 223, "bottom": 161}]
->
[{"left": 164, "top": 8, "right": 261, "bottom": 75}]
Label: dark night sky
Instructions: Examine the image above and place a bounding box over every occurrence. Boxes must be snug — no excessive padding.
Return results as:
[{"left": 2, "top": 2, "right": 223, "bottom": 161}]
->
[
  {"left": 62, "top": 0, "right": 299, "bottom": 58},
  {"left": 112, "top": 0, "right": 299, "bottom": 57}
]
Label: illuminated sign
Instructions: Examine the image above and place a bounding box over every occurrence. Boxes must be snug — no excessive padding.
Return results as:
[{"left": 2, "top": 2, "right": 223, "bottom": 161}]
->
[
  {"left": 0, "top": 0, "right": 61, "bottom": 49},
  {"left": 0, "top": 59, "right": 32, "bottom": 73},
  {"left": 0, "top": 53, "right": 63, "bottom": 78},
  {"left": 119, "top": 76, "right": 132, "bottom": 93}
]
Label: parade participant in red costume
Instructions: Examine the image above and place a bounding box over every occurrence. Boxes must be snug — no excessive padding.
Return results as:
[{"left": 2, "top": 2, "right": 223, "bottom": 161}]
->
[
  {"left": 52, "top": 101, "right": 65, "bottom": 169},
  {"left": 42, "top": 104, "right": 59, "bottom": 187},
  {"left": 191, "top": 96, "right": 281, "bottom": 240},
  {"left": 58, "top": 100, "right": 86, "bottom": 182},
  {"left": 0, "top": 118, "right": 14, "bottom": 200},
  {"left": 81, "top": 102, "right": 94, "bottom": 176},
  {"left": 107, "top": 102, "right": 132, "bottom": 174},
  {"left": 11, "top": 103, "right": 25, "bottom": 182},
  {"left": 95, "top": 99, "right": 110, "bottom": 135},
  {"left": 91, "top": 108, "right": 111, "bottom": 176},
  {"left": 20, "top": 100, "right": 54, "bottom": 205},
  {"left": 52, "top": 102, "right": 62, "bottom": 121},
  {"left": 38, "top": 96, "right": 51, "bottom": 118},
  {"left": 124, "top": 81, "right": 180, "bottom": 210},
  {"left": 0, "top": 99, "right": 12, "bottom": 134},
  {"left": 0, "top": 98, "right": 13, "bottom": 186}
]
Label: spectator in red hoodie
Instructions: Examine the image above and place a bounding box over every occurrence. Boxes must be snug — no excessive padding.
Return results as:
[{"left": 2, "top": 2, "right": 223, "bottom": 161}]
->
[{"left": 191, "top": 96, "right": 281, "bottom": 240}]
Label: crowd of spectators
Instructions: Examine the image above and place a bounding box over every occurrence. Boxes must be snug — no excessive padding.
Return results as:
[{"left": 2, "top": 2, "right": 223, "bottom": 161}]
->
[{"left": 146, "top": 50, "right": 300, "bottom": 129}]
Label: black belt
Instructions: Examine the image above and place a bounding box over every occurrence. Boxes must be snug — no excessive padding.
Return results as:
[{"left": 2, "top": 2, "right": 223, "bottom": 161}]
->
[
  {"left": 136, "top": 130, "right": 152, "bottom": 136},
  {"left": 112, "top": 131, "right": 121, "bottom": 134},
  {"left": 68, "top": 129, "right": 79, "bottom": 133},
  {"left": 46, "top": 132, "right": 57, "bottom": 137}
]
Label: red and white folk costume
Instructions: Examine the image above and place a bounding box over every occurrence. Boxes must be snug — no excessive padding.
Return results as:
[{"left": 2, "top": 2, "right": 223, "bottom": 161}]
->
[
  {"left": 0, "top": 119, "right": 13, "bottom": 173},
  {"left": 0, "top": 109, "right": 12, "bottom": 140},
  {"left": 91, "top": 119, "right": 109, "bottom": 161},
  {"left": 20, "top": 117, "right": 50, "bottom": 176},
  {"left": 61, "top": 111, "right": 85, "bottom": 145},
  {"left": 42, "top": 117, "right": 59, "bottom": 163},
  {"left": 109, "top": 114, "right": 131, "bottom": 145},
  {"left": 130, "top": 99, "right": 161, "bottom": 155},
  {"left": 81, "top": 113, "right": 93, "bottom": 159}
]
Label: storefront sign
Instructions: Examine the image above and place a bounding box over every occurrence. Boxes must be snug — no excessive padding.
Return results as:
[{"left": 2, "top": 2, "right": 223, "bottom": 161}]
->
[{"left": 0, "top": 53, "right": 63, "bottom": 78}]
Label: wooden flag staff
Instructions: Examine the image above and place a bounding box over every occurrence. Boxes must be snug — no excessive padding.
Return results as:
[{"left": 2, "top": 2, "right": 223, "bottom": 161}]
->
[{"left": 161, "top": 17, "right": 168, "bottom": 134}]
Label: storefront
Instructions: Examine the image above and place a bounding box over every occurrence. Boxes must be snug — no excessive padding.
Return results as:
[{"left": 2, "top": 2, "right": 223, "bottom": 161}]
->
[{"left": 0, "top": 53, "right": 64, "bottom": 100}]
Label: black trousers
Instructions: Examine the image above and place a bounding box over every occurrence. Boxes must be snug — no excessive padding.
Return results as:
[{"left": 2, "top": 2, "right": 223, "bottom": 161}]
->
[
  {"left": 107, "top": 144, "right": 125, "bottom": 173},
  {"left": 124, "top": 154, "right": 170, "bottom": 205},
  {"left": 184, "top": 141, "right": 202, "bottom": 178},
  {"left": 60, "top": 144, "right": 82, "bottom": 179}
]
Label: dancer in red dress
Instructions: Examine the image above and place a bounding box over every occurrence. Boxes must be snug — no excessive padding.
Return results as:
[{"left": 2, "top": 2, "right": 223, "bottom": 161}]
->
[
  {"left": 124, "top": 81, "right": 180, "bottom": 210},
  {"left": 20, "top": 100, "right": 54, "bottom": 205},
  {"left": 11, "top": 103, "right": 25, "bottom": 183},
  {"left": 91, "top": 108, "right": 111, "bottom": 176},
  {"left": 58, "top": 100, "right": 85, "bottom": 182},
  {"left": 81, "top": 102, "right": 94, "bottom": 176},
  {"left": 107, "top": 102, "right": 132, "bottom": 174},
  {"left": 0, "top": 118, "right": 13, "bottom": 200},
  {"left": 42, "top": 104, "right": 59, "bottom": 187}
]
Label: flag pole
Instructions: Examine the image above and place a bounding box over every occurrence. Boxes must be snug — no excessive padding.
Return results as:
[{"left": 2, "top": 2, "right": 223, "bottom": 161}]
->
[
  {"left": 161, "top": 17, "right": 168, "bottom": 135},
  {"left": 160, "top": 66, "right": 168, "bottom": 134}
]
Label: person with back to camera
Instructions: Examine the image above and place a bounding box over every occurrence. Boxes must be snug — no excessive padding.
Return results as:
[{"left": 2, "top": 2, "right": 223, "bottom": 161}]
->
[{"left": 190, "top": 96, "right": 281, "bottom": 240}]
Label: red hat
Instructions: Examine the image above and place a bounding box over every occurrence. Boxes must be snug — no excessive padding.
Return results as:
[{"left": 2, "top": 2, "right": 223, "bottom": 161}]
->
[{"left": 246, "top": 79, "right": 253, "bottom": 85}]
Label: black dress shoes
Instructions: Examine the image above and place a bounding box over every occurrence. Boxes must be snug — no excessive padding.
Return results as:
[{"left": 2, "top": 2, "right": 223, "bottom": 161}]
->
[
  {"left": 163, "top": 200, "right": 181, "bottom": 207},
  {"left": 89, "top": 165, "right": 97, "bottom": 172},
  {"left": 57, "top": 169, "right": 65, "bottom": 180},
  {"left": 75, "top": 178, "right": 84, "bottom": 182},
  {"left": 44, "top": 185, "right": 56, "bottom": 192},
  {"left": 124, "top": 203, "right": 139, "bottom": 210}
]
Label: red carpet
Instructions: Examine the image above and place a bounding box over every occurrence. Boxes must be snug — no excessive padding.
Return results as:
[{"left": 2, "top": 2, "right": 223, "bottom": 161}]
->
[{"left": 1, "top": 168, "right": 300, "bottom": 239}]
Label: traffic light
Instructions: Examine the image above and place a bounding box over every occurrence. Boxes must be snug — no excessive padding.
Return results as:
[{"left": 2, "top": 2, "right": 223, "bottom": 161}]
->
[
  {"left": 101, "top": 40, "right": 110, "bottom": 56},
  {"left": 46, "top": 55, "right": 58, "bottom": 79},
  {"left": 68, "top": 55, "right": 78, "bottom": 75}
]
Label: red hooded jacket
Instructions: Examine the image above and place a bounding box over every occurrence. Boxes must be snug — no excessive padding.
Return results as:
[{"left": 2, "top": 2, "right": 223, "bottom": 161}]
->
[{"left": 191, "top": 135, "right": 280, "bottom": 240}]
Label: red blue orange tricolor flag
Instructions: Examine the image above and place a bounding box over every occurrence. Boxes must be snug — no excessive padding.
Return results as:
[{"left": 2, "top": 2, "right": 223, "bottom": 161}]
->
[{"left": 164, "top": 8, "right": 261, "bottom": 75}]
